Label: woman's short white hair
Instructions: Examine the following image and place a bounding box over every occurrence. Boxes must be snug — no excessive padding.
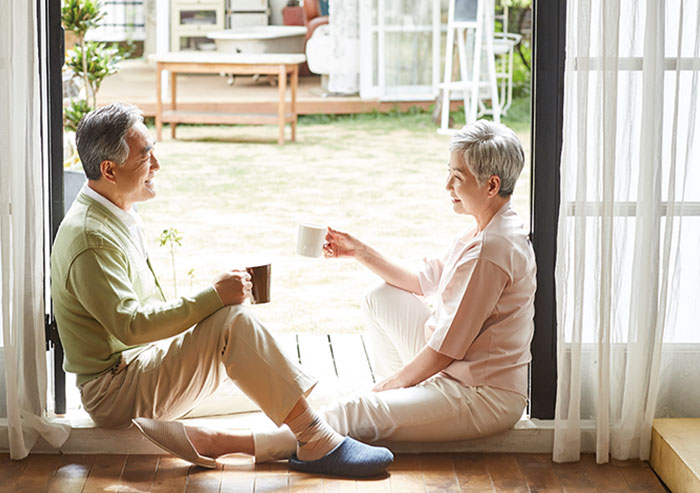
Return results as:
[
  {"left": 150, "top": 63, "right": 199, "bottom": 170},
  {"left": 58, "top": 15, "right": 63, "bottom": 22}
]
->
[{"left": 449, "top": 120, "right": 525, "bottom": 197}]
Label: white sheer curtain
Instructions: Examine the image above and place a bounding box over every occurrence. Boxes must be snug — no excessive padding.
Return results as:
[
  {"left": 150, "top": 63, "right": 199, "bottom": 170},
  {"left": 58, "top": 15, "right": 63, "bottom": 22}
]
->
[
  {"left": 0, "top": 0, "right": 71, "bottom": 459},
  {"left": 554, "top": 0, "right": 700, "bottom": 463},
  {"left": 329, "top": 0, "right": 360, "bottom": 95}
]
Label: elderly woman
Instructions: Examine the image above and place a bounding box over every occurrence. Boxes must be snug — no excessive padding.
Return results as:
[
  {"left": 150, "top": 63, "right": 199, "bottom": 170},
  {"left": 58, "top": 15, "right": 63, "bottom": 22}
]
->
[
  {"left": 186, "top": 120, "right": 535, "bottom": 463},
  {"left": 243, "top": 120, "right": 535, "bottom": 462}
]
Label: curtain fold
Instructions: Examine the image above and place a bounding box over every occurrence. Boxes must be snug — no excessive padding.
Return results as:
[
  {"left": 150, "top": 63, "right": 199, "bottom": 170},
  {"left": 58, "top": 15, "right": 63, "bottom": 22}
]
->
[
  {"left": 554, "top": 0, "right": 700, "bottom": 463},
  {"left": 0, "top": 0, "right": 71, "bottom": 459},
  {"left": 328, "top": 0, "right": 360, "bottom": 95}
]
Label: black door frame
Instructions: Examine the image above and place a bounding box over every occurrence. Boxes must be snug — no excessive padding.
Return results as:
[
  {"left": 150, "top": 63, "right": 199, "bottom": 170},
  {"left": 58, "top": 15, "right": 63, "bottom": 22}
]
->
[
  {"left": 40, "top": 0, "right": 66, "bottom": 415},
  {"left": 41, "top": 0, "right": 567, "bottom": 419},
  {"left": 529, "top": 0, "right": 566, "bottom": 419}
]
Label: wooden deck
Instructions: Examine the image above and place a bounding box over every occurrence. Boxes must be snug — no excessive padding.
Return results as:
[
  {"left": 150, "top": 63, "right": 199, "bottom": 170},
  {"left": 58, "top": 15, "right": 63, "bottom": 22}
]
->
[
  {"left": 1, "top": 333, "right": 669, "bottom": 491},
  {"left": 0, "top": 452, "right": 668, "bottom": 492},
  {"left": 96, "top": 59, "right": 461, "bottom": 118}
]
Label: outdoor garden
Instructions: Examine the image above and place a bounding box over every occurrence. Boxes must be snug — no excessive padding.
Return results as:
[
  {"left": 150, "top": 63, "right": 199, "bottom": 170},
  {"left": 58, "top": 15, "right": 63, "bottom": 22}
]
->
[{"left": 62, "top": 0, "right": 533, "bottom": 335}]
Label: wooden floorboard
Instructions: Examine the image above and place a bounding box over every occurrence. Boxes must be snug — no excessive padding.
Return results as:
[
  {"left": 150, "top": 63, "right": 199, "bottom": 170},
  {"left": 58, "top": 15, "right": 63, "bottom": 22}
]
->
[
  {"left": 13, "top": 454, "right": 63, "bottom": 493},
  {"left": 0, "top": 453, "right": 29, "bottom": 493},
  {"left": 186, "top": 464, "right": 223, "bottom": 492},
  {"left": 454, "top": 454, "right": 495, "bottom": 492},
  {"left": 0, "top": 452, "right": 668, "bottom": 492},
  {"left": 47, "top": 454, "right": 95, "bottom": 493},
  {"left": 486, "top": 453, "right": 530, "bottom": 492},
  {"left": 119, "top": 454, "right": 159, "bottom": 492},
  {"left": 82, "top": 453, "right": 127, "bottom": 492},
  {"left": 151, "top": 456, "right": 189, "bottom": 492},
  {"left": 421, "top": 454, "right": 460, "bottom": 492}
]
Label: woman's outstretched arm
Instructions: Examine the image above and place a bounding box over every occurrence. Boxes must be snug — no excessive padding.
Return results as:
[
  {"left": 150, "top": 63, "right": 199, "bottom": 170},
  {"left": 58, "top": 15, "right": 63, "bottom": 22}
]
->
[{"left": 323, "top": 227, "right": 422, "bottom": 295}]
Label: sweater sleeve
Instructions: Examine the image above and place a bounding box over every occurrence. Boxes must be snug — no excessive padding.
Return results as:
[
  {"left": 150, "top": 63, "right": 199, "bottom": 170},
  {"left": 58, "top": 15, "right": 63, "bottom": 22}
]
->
[{"left": 67, "top": 246, "right": 225, "bottom": 346}]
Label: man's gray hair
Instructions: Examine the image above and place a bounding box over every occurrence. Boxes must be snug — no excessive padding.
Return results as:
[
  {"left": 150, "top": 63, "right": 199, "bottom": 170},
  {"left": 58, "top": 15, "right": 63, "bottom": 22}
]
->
[
  {"left": 76, "top": 103, "right": 144, "bottom": 180},
  {"left": 449, "top": 120, "right": 525, "bottom": 197}
]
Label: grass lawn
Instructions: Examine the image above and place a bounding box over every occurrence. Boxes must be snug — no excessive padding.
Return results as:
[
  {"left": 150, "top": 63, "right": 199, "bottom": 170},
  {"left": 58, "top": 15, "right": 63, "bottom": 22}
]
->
[{"left": 139, "top": 107, "right": 531, "bottom": 334}]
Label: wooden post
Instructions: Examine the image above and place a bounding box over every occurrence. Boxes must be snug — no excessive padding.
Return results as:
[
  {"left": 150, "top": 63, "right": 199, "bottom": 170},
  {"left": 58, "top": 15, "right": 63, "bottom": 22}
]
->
[
  {"left": 155, "top": 62, "right": 162, "bottom": 141},
  {"left": 170, "top": 71, "right": 177, "bottom": 139},
  {"left": 277, "top": 64, "right": 286, "bottom": 145},
  {"left": 291, "top": 64, "right": 298, "bottom": 142}
]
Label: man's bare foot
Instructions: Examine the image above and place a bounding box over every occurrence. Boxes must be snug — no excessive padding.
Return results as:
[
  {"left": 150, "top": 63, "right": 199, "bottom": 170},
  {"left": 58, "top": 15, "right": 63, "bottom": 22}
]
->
[{"left": 184, "top": 426, "right": 255, "bottom": 458}]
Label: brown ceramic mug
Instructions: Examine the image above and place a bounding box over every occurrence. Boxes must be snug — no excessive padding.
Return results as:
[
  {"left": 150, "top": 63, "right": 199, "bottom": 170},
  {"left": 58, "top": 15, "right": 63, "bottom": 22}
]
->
[{"left": 246, "top": 264, "right": 271, "bottom": 304}]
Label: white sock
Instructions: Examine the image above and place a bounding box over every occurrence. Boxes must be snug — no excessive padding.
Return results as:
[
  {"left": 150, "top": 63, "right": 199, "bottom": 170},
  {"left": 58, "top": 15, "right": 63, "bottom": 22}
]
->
[{"left": 286, "top": 408, "right": 344, "bottom": 461}]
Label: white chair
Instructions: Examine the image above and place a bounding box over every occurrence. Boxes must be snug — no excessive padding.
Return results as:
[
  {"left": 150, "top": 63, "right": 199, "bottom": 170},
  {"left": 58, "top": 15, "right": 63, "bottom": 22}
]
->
[
  {"left": 305, "top": 23, "right": 331, "bottom": 93},
  {"left": 492, "top": 3, "right": 522, "bottom": 114},
  {"left": 439, "top": 0, "right": 501, "bottom": 134}
]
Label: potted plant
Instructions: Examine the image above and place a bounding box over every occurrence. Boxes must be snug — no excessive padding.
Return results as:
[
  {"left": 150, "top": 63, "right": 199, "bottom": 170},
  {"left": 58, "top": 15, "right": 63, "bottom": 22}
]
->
[
  {"left": 61, "top": 0, "right": 122, "bottom": 213},
  {"left": 282, "top": 0, "right": 305, "bottom": 26}
]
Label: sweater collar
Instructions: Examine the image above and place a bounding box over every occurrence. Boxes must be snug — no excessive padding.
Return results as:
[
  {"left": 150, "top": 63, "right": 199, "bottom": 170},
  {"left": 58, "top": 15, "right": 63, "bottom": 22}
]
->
[{"left": 80, "top": 182, "right": 144, "bottom": 231}]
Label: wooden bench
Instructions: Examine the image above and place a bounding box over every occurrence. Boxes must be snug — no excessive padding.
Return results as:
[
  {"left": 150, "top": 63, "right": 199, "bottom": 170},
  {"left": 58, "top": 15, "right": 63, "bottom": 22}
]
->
[{"left": 149, "top": 52, "right": 306, "bottom": 144}]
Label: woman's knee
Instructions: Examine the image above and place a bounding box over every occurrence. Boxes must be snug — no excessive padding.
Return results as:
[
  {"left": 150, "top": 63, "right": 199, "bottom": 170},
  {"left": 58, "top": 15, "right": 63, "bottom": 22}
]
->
[
  {"left": 362, "top": 282, "right": 402, "bottom": 320},
  {"left": 321, "top": 392, "right": 394, "bottom": 442}
]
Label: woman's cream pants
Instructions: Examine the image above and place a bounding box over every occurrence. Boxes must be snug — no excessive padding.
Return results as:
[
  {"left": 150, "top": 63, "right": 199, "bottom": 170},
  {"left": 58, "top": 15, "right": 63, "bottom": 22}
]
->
[{"left": 254, "top": 283, "right": 526, "bottom": 462}]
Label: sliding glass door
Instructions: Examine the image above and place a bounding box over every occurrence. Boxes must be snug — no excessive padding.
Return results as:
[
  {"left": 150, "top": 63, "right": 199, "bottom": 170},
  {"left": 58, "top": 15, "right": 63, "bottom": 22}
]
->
[{"left": 359, "top": 0, "right": 441, "bottom": 101}]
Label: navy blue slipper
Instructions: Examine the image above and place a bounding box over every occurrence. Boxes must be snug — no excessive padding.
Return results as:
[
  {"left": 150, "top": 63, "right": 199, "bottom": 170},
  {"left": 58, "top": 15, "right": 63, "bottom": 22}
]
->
[{"left": 288, "top": 437, "right": 394, "bottom": 478}]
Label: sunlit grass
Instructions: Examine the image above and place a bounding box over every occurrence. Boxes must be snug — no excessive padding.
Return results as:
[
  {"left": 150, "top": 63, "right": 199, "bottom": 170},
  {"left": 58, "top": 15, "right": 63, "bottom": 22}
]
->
[{"left": 140, "top": 105, "right": 531, "bottom": 334}]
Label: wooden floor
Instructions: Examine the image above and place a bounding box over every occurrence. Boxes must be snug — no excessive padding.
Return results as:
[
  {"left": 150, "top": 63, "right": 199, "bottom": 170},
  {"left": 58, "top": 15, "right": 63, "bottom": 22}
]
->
[
  {"left": 20, "top": 336, "right": 668, "bottom": 491},
  {"left": 0, "top": 452, "right": 667, "bottom": 492}
]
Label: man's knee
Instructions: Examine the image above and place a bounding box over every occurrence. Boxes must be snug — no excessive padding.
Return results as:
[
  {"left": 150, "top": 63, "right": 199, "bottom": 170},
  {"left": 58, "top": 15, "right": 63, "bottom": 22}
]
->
[
  {"left": 218, "top": 304, "right": 260, "bottom": 336},
  {"left": 195, "top": 304, "right": 260, "bottom": 347}
]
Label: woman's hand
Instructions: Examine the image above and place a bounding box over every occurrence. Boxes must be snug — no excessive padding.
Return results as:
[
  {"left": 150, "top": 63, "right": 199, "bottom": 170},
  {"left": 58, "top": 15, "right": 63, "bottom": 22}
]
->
[
  {"left": 372, "top": 373, "right": 408, "bottom": 392},
  {"left": 323, "top": 227, "right": 364, "bottom": 259},
  {"left": 373, "top": 346, "right": 454, "bottom": 392},
  {"left": 213, "top": 269, "right": 252, "bottom": 305}
]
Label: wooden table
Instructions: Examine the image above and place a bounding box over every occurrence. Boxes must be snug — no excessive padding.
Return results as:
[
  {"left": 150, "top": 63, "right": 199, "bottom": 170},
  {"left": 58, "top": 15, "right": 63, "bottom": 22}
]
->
[{"left": 149, "top": 52, "right": 306, "bottom": 144}]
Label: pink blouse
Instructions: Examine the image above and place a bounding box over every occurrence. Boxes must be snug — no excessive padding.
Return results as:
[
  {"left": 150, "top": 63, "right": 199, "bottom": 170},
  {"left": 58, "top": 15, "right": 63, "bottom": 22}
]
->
[{"left": 417, "top": 202, "right": 536, "bottom": 397}]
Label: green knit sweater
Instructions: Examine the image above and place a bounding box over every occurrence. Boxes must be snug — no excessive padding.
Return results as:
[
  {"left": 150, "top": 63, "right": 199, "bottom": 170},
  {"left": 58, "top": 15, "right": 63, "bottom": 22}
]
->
[{"left": 51, "top": 192, "right": 224, "bottom": 386}]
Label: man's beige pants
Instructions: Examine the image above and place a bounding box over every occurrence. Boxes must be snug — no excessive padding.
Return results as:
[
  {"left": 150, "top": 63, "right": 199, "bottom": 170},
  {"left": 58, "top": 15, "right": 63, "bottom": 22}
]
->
[
  {"left": 254, "top": 283, "right": 527, "bottom": 462},
  {"left": 80, "top": 305, "right": 317, "bottom": 429}
]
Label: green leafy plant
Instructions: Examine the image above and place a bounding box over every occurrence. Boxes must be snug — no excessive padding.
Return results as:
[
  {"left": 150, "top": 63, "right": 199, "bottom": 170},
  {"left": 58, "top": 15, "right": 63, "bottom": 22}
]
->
[
  {"left": 61, "top": 0, "right": 122, "bottom": 128},
  {"left": 64, "top": 98, "right": 92, "bottom": 133},
  {"left": 159, "top": 228, "right": 183, "bottom": 297},
  {"left": 65, "top": 41, "right": 121, "bottom": 103},
  {"left": 187, "top": 268, "right": 196, "bottom": 294}
]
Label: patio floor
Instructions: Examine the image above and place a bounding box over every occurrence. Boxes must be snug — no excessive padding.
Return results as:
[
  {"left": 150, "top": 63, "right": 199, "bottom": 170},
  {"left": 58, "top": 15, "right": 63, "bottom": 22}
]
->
[{"left": 96, "top": 59, "right": 460, "bottom": 117}]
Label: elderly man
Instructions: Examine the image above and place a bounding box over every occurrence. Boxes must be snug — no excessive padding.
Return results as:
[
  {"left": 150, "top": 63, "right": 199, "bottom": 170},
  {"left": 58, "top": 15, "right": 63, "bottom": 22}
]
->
[{"left": 50, "top": 103, "right": 392, "bottom": 477}]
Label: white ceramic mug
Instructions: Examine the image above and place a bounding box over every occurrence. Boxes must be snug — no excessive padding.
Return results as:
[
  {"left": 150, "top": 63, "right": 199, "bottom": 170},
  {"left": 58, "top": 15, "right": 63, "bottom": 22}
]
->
[{"left": 296, "top": 223, "right": 327, "bottom": 257}]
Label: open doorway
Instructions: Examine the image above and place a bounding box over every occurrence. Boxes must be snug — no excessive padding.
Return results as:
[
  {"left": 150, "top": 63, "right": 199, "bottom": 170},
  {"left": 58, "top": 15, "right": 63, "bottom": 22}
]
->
[{"left": 53, "top": 0, "right": 543, "bottom": 420}]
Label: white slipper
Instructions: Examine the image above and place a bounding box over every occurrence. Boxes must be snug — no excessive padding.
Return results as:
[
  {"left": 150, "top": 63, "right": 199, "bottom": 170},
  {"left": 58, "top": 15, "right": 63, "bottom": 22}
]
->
[{"left": 132, "top": 417, "right": 217, "bottom": 469}]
